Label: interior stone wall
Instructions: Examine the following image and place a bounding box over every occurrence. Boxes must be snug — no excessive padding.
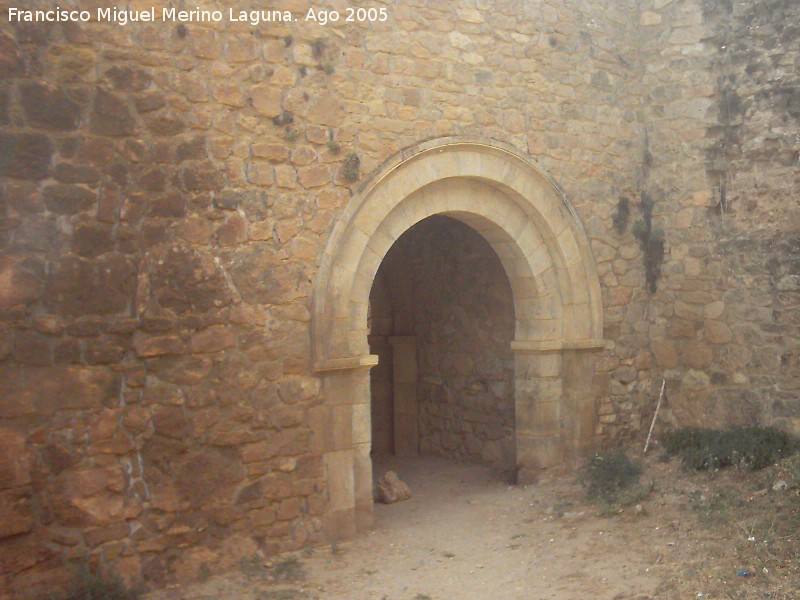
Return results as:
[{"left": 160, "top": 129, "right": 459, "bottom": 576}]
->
[{"left": 370, "top": 216, "right": 516, "bottom": 470}]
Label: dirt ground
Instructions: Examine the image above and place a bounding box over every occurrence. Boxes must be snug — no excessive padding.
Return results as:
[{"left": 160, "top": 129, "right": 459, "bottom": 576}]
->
[{"left": 145, "top": 450, "right": 800, "bottom": 600}]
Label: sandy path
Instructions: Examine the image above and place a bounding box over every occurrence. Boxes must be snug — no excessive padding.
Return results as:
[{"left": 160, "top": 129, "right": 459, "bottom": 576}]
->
[
  {"left": 303, "top": 455, "right": 662, "bottom": 600},
  {"left": 147, "top": 453, "right": 799, "bottom": 600}
]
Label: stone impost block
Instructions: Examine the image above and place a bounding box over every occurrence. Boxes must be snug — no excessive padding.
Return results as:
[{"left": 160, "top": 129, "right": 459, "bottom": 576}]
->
[{"left": 324, "top": 449, "right": 354, "bottom": 513}]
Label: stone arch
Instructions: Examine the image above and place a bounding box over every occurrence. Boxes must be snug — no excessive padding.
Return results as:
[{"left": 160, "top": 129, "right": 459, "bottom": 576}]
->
[{"left": 311, "top": 138, "right": 604, "bottom": 537}]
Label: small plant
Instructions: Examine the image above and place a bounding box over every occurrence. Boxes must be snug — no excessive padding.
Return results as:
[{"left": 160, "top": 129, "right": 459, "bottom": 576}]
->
[
  {"left": 327, "top": 139, "right": 341, "bottom": 155},
  {"left": 272, "top": 111, "right": 294, "bottom": 127},
  {"left": 321, "top": 62, "right": 335, "bottom": 75},
  {"left": 612, "top": 197, "right": 630, "bottom": 233},
  {"left": 284, "top": 127, "right": 298, "bottom": 143},
  {"left": 342, "top": 152, "right": 360, "bottom": 183},
  {"left": 270, "top": 557, "right": 304, "bottom": 582},
  {"left": 583, "top": 449, "right": 642, "bottom": 506},
  {"left": 311, "top": 38, "right": 326, "bottom": 59},
  {"left": 632, "top": 191, "right": 665, "bottom": 293},
  {"left": 53, "top": 560, "right": 141, "bottom": 600},
  {"left": 662, "top": 427, "right": 798, "bottom": 471},
  {"left": 239, "top": 555, "right": 267, "bottom": 579}
]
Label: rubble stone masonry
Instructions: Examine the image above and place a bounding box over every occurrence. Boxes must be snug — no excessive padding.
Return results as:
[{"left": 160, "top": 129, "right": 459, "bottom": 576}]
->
[{"left": 0, "top": 0, "right": 797, "bottom": 596}]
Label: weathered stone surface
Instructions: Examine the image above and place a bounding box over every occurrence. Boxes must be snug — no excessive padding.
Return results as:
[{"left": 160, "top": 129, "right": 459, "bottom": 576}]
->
[
  {"left": 12, "top": 331, "right": 52, "bottom": 366},
  {"left": 38, "top": 442, "right": 81, "bottom": 476},
  {"left": 0, "top": 366, "right": 120, "bottom": 417},
  {"left": 91, "top": 88, "right": 135, "bottom": 136},
  {"left": 45, "top": 256, "right": 135, "bottom": 316},
  {"left": 133, "top": 333, "right": 183, "bottom": 357},
  {"left": 182, "top": 163, "right": 225, "bottom": 191},
  {"left": 0, "top": 429, "right": 30, "bottom": 489},
  {"left": 0, "top": 256, "right": 42, "bottom": 308},
  {"left": 0, "top": 89, "right": 9, "bottom": 125},
  {"left": 215, "top": 213, "right": 247, "bottom": 246},
  {"left": 177, "top": 136, "right": 207, "bottom": 161},
  {"left": 72, "top": 223, "right": 114, "bottom": 257},
  {"left": 310, "top": 95, "right": 343, "bottom": 126},
  {"left": 43, "top": 184, "right": 95, "bottom": 214},
  {"left": 152, "top": 406, "right": 192, "bottom": 440},
  {"left": 0, "top": 134, "right": 54, "bottom": 180},
  {"left": 189, "top": 326, "right": 236, "bottom": 353},
  {"left": 149, "top": 246, "right": 232, "bottom": 314},
  {"left": 145, "top": 355, "right": 212, "bottom": 385},
  {"left": 251, "top": 85, "right": 282, "bottom": 117},
  {"left": 148, "top": 193, "right": 186, "bottom": 218},
  {"left": 20, "top": 82, "right": 81, "bottom": 130},
  {"left": 0, "top": 32, "right": 24, "bottom": 78},
  {"left": 54, "top": 163, "right": 101, "bottom": 184},
  {"left": 142, "top": 446, "right": 246, "bottom": 510},
  {"left": 104, "top": 66, "right": 152, "bottom": 91},
  {"left": 174, "top": 215, "right": 212, "bottom": 244},
  {"left": 226, "top": 243, "right": 307, "bottom": 305},
  {"left": 0, "top": 536, "right": 52, "bottom": 575},
  {"left": 0, "top": 491, "right": 34, "bottom": 537},
  {"left": 704, "top": 320, "right": 733, "bottom": 344},
  {"left": 146, "top": 112, "right": 186, "bottom": 136}
]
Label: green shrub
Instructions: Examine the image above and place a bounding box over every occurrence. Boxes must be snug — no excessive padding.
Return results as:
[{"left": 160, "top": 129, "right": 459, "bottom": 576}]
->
[
  {"left": 52, "top": 561, "right": 141, "bottom": 600},
  {"left": 583, "top": 449, "right": 642, "bottom": 504},
  {"left": 342, "top": 152, "right": 360, "bottom": 182},
  {"left": 662, "top": 426, "right": 797, "bottom": 471}
]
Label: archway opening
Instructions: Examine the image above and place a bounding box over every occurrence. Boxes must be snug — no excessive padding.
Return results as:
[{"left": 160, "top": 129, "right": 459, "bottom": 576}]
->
[
  {"left": 368, "top": 216, "right": 516, "bottom": 476},
  {"left": 311, "top": 140, "right": 604, "bottom": 537}
]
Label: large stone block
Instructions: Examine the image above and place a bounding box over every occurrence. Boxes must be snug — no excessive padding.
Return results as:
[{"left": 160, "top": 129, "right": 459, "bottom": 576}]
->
[
  {"left": 227, "top": 243, "right": 308, "bottom": 305},
  {"left": 0, "top": 133, "right": 54, "bottom": 180},
  {"left": 149, "top": 246, "right": 232, "bottom": 314},
  {"left": 45, "top": 256, "right": 135, "bottom": 316},
  {"left": 0, "top": 366, "right": 121, "bottom": 417},
  {"left": 91, "top": 88, "right": 135, "bottom": 136},
  {"left": 0, "top": 429, "right": 30, "bottom": 490},
  {"left": 43, "top": 184, "right": 95, "bottom": 214},
  {"left": 0, "top": 255, "right": 42, "bottom": 308},
  {"left": 20, "top": 82, "right": 81, "bottom": 130}
]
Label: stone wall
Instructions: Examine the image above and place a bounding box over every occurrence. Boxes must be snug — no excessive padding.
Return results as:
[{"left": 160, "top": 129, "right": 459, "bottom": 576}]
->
[
  {"left": 370, "top": 216, "right": 516, "bottom": 469},
  {"left": 0, "top": 0, "right": 797, "bottom": 596},
  {"left": 619, "top": 0, "right": 800, "bottom": 437},
  {"left": 0, "top": 1, "right": 642, "bottom": 594}
]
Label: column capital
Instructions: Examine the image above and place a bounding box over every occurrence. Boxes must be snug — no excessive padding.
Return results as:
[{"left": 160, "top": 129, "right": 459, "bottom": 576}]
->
[
  {"left": 511, "top": 339, "right": 606, "bottom": 353},
  {"left": 314, "top": 355, "right": 379, "bottom": 373}
]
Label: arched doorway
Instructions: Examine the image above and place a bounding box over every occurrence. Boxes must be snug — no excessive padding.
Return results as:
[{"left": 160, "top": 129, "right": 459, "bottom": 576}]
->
[
  {"left": 311, "top": 138, "right": 604, "bottom": 538},
  {"left": 367, "top": 215, "right": 517, "bottom": 471}
]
